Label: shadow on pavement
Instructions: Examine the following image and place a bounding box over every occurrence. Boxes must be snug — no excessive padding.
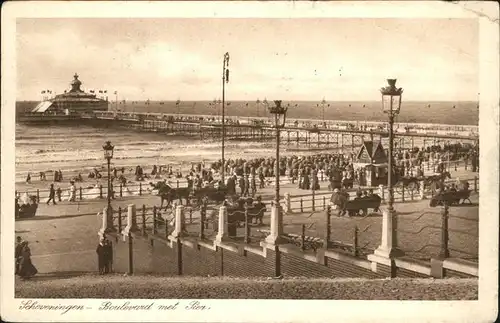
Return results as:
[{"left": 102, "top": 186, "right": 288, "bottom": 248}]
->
[
  {"left": 21, "top": 271, "right": 96, "bottom": 281},
  {"left": 16, "top": 212, "right": 97, "bottom": 222}
]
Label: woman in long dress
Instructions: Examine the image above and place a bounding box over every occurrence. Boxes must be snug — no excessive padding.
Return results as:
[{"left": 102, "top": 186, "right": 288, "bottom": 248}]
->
[{"left": 18, "top": 241, "right": 38, "bottom": 280}]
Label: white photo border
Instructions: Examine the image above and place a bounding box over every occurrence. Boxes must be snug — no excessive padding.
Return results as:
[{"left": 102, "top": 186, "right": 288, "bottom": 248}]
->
[{"left": 1, "top": 1, "right": 498, "bottom": 322}]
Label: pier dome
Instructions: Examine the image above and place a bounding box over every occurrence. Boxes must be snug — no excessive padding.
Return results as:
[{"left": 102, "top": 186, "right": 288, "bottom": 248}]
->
[
  {"left": 31, "top": 73, "right": 109, "bottom": 114},
  {"left": 69, "top": 73, "right": 83, "bottom": 93}
]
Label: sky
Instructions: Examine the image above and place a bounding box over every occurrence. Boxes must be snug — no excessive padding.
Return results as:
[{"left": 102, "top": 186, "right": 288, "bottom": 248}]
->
[{"left": 16, "top": 18, "right": 479, "bottom": 101}]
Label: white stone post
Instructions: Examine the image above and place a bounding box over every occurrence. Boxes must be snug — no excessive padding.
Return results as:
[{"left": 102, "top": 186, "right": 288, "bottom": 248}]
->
[
  {"left": 265, "top": 205, "right": 285, "bottom": 245},
  {"left": 419, "top": 180, "right": 426, "bottom": 200},
  {"left": 122, "top": 204, "right": 136, "bottom": 239},
  {"left": 378, "top": 184, "right": 385, "bottom": 203},
  {"left": 283, "top": 192, "right": 292, "bottom": 214},
  {"left": 368, "top": 208, "right": 404, "bottom": 264},
  {"left": 98, "top": 206, "right": 108, "bottom": 238},
  {"left": 170, "top": 205, "right": 185, "bottom": 238},
  {"left": 215, "top": 206, "right": 228, "bottom": 243}
]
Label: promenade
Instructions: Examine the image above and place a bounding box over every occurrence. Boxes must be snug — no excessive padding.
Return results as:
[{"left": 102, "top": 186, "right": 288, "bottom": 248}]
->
[{"left": 16, "top": 163, "right": 478, "bottom": 275}]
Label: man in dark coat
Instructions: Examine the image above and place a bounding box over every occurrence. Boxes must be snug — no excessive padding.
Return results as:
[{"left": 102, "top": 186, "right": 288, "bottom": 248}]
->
[
  {"left": 103, "top": 239, "right": 113, "bottom": 274},
  {"left": 96, "top": 238, "right": 106, "bottom": 275},
  {"left": 15, "top": 236, "right": 23, "bottom": 275},
  {"left": 47, "top": 184, "right": 57, "bottom": 205}
]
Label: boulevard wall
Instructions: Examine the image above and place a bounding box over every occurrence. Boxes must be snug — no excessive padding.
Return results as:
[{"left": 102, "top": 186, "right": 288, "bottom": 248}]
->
[{"left": 110, "top": 235, "right": 386, "bottom": 279}]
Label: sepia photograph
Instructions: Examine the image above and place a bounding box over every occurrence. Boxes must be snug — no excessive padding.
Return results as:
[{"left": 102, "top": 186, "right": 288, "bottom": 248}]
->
[{"left": 1, "top": 1, "right": 498, "bottom": 322}]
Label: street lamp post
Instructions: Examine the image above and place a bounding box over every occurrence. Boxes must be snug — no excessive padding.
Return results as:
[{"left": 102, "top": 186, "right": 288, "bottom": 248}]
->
[
  {"left": 380, "top": 79, "right": 404, "bottom": 257},
  {"left": 221, "top": 52, "right": 230, "bottom": 185},
  {"left": 265, "top": 100, "right": 288, "bottom": 240},
  {"left": 103, "top": 141, "right": 115, "bottom": 232}
]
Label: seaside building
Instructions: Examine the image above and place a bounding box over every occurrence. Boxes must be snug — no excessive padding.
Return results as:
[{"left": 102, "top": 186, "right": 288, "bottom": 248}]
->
[
  {"left": 354, "top": 140, "right": 389, "bottom": 186},
  {"left": 31, "top": 73, "right": 109, "bottom": 114}
]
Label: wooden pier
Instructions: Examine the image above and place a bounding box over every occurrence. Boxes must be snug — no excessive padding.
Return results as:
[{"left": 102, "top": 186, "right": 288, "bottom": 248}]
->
[{"left": 22, "top": 110, "right": 478, "bottom": 151}]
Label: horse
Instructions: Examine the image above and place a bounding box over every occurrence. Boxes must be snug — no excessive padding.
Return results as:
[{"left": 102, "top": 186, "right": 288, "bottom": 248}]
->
[
  {"left": 150, "top": 182, "right": 192, "bottom": 210},
  {"left": 71, "top": 174, "right": 84, "bottom": 183},
  {"left": 425, "top": 171, "right": 452, "bottom": 192},
  {"left": 329, "top": 190, "right": 350, "bottom": 216},
  {"left": 397, "top": 176, "right": 421, "bottom": 191}
]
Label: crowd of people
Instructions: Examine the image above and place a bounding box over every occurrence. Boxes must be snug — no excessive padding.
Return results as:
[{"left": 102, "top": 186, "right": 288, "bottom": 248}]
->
[{"left": 17, "top": 140, "right": 479, "bottom": 211}]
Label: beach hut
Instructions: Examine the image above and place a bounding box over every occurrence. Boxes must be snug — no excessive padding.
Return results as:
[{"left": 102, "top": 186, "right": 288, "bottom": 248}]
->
[{"left": 354, "top": 141, "right": 388, "bottom": 187}]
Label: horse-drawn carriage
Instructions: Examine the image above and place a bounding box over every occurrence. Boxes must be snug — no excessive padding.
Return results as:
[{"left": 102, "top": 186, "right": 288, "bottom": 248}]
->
[
  {"left": 330, "top": 191, "right": 382, "bottom": 217},
  {"left": 429, "top": 189, "right": 472, "bottom": 207},
  {"left": 151, "top": 181, "right": 234, "bottom": 210},
  {"left": 226, "top": 197, "right": 265, "bottom": 227}
]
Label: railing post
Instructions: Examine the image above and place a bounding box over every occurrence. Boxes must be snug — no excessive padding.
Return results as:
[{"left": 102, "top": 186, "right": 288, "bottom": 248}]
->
[
  {"left": 152, "top": 206, "right": 157, "bottom": 235},
  {"left": 454, "top": 161, "right": 457, "bottom": 171},
  {"left": 300, "top": 198, "right": 303, "bottom": 213},
  {"left": 189, "top": 208, "right": 193, "bottom": 224},
  {"left": 141, "top": 204, "right": 146, "bottom": 235},
  {"left": 323, "top": 196, "right": 326, "bottom": 210},
  {"left": 473, "top": 176, "right": 478, "bottom": 193},
  {"left": 165, "top": 211, "right": 169, "bottom": 239},
  {"left": 419, "top": 180, "right": 426, "bottom": 200},
  {"left": 118, "top": 206, "right": 122, "bottom": 233},
  {"left": 120, "top": 184, "right": 123, "bottom": 197},
  {"left": 244, "top": 206, "right": 250, "bottom": 244},
  {"left": 325, "top": 206, "right": 331, "bottom": 249},
  {"left": 401, "top": 186, "right": 405, "bottom": 202},
  {"left": 199, "top": 204, "right": 206, "bottom": 240},
  {"left": 353, "top": 226, "right": 359, "bottom": 257},
  {"left": 171, "top": 205, "right": 185, "bottom": 238},
  {"left": 439, "top": 204, "right": 450, "bottom": 259},
  {"left": 284, "top": 192, "right": 291, "bottom": 214},
  {"left": 176, "top": 180, "right": 179, "bottom": 188},
  {"left": 410, "top": 186, "right": 414, "bottom": 200},
  {"left": 312, "top": 189, "right": 316, "bottom": 211},
  {"left": 99, "top": 185, "right": 103, "bottom": 199},
  {"left": 300, "top": 224, "right": 306, "bottom": 251},
  {"left": 215, "top": 206, "right": 228, "bottom": 243},
  {"left": 79, "top": 187, "right": 83, "bottom": 200},
  {"left": 139, "top": 183, "right": 142, "bottom": 196},
  {"left": 36, "top": 189, "right": 40, "bottom": 203}
]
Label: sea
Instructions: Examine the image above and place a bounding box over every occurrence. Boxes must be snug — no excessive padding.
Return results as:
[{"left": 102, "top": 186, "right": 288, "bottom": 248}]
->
[{"left": 15, "top": 100, "right": 479, "bottom": 181}]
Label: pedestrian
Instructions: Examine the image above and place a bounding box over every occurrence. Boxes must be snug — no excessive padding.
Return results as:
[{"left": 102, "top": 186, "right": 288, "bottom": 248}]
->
[
  {"left": 18, "top": 241, "right": 37, "bottom": 280},
  {"left": 69, "top": 181, "right": 76, "bottom": 202},
  {"left": 15, "top": 236, "right": 23, "bottom": 275},
  {"left": 96, "top": 237, "right": 106, "bottom": 275},
  {"left": 47, "top": 183, "right": 57, "bottom": 205},
  {"left": 253, "top": 196, "right": 266, "bottom": 225},
  {"left": 104, "top": 239, "right": 113, "bottom": 274},
  {"left": 56, "top": 187, "right": 62, "bottom": 202},
  {"left": 25, "top": 173, "right": 31, "bottom": 184}
]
